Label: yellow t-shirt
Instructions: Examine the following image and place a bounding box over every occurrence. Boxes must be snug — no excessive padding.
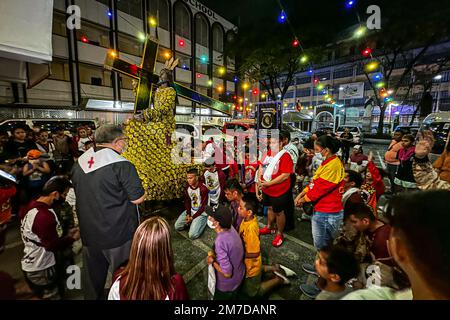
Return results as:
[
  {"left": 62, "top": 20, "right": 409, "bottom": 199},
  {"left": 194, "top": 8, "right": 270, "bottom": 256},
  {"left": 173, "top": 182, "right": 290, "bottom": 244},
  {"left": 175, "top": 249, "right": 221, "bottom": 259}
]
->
[{"left": 239, "top": 216, "right": 262, "bottom": 278}]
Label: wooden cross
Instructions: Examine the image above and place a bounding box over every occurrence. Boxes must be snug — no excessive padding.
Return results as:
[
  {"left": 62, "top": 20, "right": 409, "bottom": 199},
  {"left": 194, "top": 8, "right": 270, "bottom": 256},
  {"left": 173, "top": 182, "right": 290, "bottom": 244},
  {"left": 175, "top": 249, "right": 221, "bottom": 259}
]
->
[{"left": 104, "top": 36, "right": 231, "bottom": 116}]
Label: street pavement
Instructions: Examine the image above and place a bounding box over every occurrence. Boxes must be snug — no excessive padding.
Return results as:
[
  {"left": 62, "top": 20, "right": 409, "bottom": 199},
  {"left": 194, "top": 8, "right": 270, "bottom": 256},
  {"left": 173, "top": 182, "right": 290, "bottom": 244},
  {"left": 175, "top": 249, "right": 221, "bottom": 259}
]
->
[{"left": 0, "top": 142, "right": 390, "bottom": 300}]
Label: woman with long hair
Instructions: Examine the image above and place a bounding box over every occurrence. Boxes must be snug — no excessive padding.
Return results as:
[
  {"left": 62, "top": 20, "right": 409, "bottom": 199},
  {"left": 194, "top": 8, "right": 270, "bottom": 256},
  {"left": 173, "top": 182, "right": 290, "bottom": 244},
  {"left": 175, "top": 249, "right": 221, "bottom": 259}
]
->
[
  {"left": 108, "top": 216, "right": 189, "bottom": 300},
  {"left": 394, "top": 134, "right": 416, "bottom": 192}
]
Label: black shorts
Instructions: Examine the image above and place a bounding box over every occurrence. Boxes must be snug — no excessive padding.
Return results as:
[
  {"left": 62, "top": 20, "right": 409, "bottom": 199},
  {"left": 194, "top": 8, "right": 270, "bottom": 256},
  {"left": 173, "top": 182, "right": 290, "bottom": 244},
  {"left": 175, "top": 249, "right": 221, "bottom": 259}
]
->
[{"left": 262, "top": 190, "right": 291, "bottom": 214}]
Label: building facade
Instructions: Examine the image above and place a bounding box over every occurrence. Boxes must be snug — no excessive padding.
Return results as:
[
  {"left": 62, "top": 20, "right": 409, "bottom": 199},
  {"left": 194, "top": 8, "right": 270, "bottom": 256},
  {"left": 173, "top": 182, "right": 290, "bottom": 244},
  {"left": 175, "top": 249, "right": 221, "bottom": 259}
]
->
[
  {"left": 273, "top": 41, "right": 450, "bottom": 132},
  {"left": 0, "top": 0, "right": 237, "bottom": 124}
]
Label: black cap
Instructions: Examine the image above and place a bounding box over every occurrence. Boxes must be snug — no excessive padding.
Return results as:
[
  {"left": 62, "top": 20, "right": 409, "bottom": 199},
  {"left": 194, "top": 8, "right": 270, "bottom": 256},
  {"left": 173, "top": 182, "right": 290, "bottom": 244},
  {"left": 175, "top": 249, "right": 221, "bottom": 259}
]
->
[{"left": 205, "top": 204, "right": 232, "bottom": 229}]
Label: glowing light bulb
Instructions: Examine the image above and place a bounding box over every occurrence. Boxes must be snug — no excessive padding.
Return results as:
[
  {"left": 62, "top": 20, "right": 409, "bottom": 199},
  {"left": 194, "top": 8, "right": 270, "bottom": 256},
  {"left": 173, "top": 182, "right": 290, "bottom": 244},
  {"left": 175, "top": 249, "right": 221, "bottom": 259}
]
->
[
  {"left": 207, "top": 80, "right": 213, "bottom": 86},
  {"left": 242, "top": 83, "right": 249, "bottom": 90},
  {"left": 137, "top": 32, "right": 146, "bottom": 42},
  {"left": 164, "top": 52, "right": 171, "bottom": 59},
  {"left": 149, "top": 17, "right": 157, "bottom": 27},
  {"left": 354, "top": 26, "right": 366, "bottom": 38},
  {"left": 108, "top": 50, "right": 117, "bottom": 58},
  {"left": 300, "top": 55, "right": 308, "bottom": 64},
  {"left": 362, "top": 47, "right": 372, "bottom": 57},
  {"left": 178, "top": 39, "right": 185, "bottom": 47},
  {"left": 365, "top": 61, "right": 379, "bottom": 72},
  {"left": 218, "top": 67, "right": 226, "bottom": 75}
]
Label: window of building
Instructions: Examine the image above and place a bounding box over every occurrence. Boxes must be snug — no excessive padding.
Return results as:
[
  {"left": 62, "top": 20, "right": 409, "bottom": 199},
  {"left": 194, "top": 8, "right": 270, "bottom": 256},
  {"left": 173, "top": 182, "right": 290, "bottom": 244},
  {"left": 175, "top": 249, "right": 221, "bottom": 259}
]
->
[
  {"left": 315, "top": 71, "right": 330, "bottom": 81},
  {"left": 176, "top": 52, "right": 192, "bottom": 70},
  {"left": 78, "top": 21, "right": 110, "bottom": 48},
  {"left": 195, "top": 58, "right": 208, "bottom": 74},
  {"left": 149, "top": 0, "right": 169, "bottom": 30},
  {"left": 118, "top": 33, "right": 143, "bottom": 57},
  {"left": 79, "top": 63, "right": 112, "bottom": 87},
  {"left": 295, "top": 76, "right": 311, "bottom": 85},
  {"left": 48, "top": 60, "right": 70, "bottom": 81},
  {"left": 212, "top": 24, "right": 224, "bottom": 52},
  {"left": 53, "top": 12, "right": 67, "bottom": 37},
  {"left": 174, "top": 2, "right": 191, "bottom": 39},
  {"left": 333, "top": 68, "right": 353, "bottom": 79},
  {"left": 195, "top": 15, "right": 209, "bottom": 48},
  {"left": 117, "top": 0, "right": 142, "bottom": 19},
  {"left": 296, "top": 88, "right": 311, "bottom": 97},
  {"left": 285, "top": 91, "right": 294, "bottom": 99}
]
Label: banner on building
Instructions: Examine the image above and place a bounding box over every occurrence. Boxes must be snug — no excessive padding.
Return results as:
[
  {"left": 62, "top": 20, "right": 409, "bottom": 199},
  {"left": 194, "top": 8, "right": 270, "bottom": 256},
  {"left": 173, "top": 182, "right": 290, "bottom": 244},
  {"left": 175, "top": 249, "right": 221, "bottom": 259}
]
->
[
  {"left": 339, "top": 82, "right": 365, "bottom": 100},
  {"left": 0, "top": 0, "right": 54, "bottom": 64}
]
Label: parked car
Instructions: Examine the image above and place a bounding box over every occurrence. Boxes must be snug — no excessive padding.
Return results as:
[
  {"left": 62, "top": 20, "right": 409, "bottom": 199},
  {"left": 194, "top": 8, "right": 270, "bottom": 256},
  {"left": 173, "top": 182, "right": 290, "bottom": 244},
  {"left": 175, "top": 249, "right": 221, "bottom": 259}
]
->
[
  {"left": 393, "top": 125, "right": 420, "bottom": 137},
  {"left": 335, "top": 125, "right": 363, "bottom": 144},
  {"left": 420, "top": 111, "right": 450, "bottom": 156},
  {"left": 282, "top": 123, "right": 312, "bottom": 143}
]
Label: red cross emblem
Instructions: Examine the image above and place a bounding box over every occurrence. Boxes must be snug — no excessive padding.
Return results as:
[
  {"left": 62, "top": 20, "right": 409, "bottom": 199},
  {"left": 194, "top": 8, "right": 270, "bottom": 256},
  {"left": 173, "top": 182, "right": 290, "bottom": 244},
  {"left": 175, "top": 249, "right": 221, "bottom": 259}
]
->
[{"left": 88, "top": 157, "right": 95, "bottom": 168}]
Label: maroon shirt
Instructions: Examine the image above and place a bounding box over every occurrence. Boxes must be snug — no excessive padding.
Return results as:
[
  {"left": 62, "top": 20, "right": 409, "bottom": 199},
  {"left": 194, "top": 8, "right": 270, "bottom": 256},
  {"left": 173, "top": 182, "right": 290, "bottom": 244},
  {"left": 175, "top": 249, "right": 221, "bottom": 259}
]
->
[{"left": 367, "top": 223, "right": 393, "bottom": 265}]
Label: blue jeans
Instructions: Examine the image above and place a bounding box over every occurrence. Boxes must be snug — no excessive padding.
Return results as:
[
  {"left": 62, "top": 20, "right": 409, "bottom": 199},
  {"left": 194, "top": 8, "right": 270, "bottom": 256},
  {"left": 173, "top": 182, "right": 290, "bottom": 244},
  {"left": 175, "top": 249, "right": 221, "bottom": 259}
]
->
[
  {"left": 174, "top": 210, "right": 207, "bottom": 239},
  {"left": 311, "top": 211, "right": 344, "bottom": 250}
]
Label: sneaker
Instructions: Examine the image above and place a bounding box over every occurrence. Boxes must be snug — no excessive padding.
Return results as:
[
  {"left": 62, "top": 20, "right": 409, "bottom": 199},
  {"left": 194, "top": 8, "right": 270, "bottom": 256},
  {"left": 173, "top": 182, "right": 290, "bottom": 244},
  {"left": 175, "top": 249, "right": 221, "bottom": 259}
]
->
[
  {"left": 272, "top": 233, "right": 284, "bottom": 247},
  {"left": 299, "top": 283, "right": 321, "bottom": 299},
  {"left": 259, "top": 226, "right": 276, "bottom": 235},
  {"left": 302, "top": 263, "right": 319, "bottom": 276},
  {"left": 301, "top": 213, "right": 311, "bottom": 221},
  {"left": 274, "top": 271, "right": 290, "bottom": 285},
  {"left": 278, "top": 264, "right": 297, "bottom": 278}
]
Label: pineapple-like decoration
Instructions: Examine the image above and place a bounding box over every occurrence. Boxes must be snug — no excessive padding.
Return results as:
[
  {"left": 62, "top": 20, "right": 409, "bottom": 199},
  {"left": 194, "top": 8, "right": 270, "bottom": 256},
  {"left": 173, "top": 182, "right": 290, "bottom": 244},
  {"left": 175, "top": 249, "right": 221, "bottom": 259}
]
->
[{"left": 123, "top": 59, "right": 203, "bottom": 201}]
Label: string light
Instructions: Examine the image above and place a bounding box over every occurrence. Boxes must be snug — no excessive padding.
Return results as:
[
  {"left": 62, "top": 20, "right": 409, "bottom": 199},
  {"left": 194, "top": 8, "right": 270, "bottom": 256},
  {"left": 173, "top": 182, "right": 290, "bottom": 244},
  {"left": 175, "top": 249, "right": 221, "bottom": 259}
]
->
[
  {"left": 182, "top": 64, "right": 187, "bottom": 70},
  {"left": 345, "top": 0, "right": 356, "bottom": 9},
  {"left": 107, "top": 11, "right": 112, "bottom": 17},
  {"left": 373, "top": 73, "right": 383, "bottom": 81},
  {"left": 218, "top": 67, "right": 226, "bottom": 75},
  {"left": 164, "top": 51, "right": 171, "bottom": 59},
  {"left": 242, "top": 83, "right": 250, "bottom": 90},
  {"left": 261, "top": 93, "right": 266, "bottom": 99},
  {"left": 178, "top": 39, "right": 185, "bottom": 47},
  {"left": 200, "top": 55, "right": 208, "bottom": 64},
  {"left": 365, "top": 61, "right": 379, "bottom": 72},
  {"left": 81, "top": 36, "right": 89, "bottom": 43},
  {"left": 196, "top": 73, "right": 202, "bottom": 79},
  {"left": 278, "top": 10, "right": 287, "bottom": 23},
  {"left": 137, "top": 32, "right": 146, "bottom": 42},
  {"left": 252, "top": 88, "right": 259, "bottom": 95},
  {"left": 233, "top": 76, "right": 239, "bottom": 83},
  {"left": 238, "top": 97, "right": 244, "bottom": 103},
  {"left": 300, "top": 55, "right": 308, "bottom": 64},
  {"left": 293, "top": 38, "right": 299, "bottom": 48},
  {"left": 375, "top": 82, "right": 385, "bottom": 89},
  {"left": 362, "top": 47, "right": 372, "bottom": 57},
  {"left": 149, "top": 17, "right": 157, "bottom": 27},
  {"left": 108, "top": 50, "right": 117, "bottom": 58},
  {"left": 317, "top": 84, "right": 325, "bottom": 90},
  {"left": 207, "top": 80, "right": 213, "bottom": 86},
  {"left": 354, "top": 26, "right": 367, "bottom": 38},
  {"left": 308, "top": 69, "right": 314, "bottom": 75},
  {"left": 217, "top": 86, "right": 224, "bottom": 92}
]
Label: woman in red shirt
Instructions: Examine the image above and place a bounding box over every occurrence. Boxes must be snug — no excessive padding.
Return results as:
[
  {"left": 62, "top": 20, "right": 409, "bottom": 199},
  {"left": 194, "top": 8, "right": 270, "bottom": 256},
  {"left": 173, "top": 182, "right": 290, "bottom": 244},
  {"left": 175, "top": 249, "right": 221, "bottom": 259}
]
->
[
  {"left": 108, "top": 216, "right": 189, "bottom": 300},
  {"left": 257, "top": 133, "right": 294, "bottom": 248}
]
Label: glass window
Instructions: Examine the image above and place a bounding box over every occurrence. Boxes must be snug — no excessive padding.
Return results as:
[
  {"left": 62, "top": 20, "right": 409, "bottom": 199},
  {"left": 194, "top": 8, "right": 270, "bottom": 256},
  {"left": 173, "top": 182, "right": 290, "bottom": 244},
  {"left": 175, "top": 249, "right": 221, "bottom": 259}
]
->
[
  {"left": 176, "top": 53, "right": 192, "bottom": 70},
  {"left": 149, "top": 0, "right": 169, "bottom": 30},
  {"left": 174, "top": 3, "right": 191, "bottom": 39},
  {"left": 295, "top": 76, "right": 311, "bottom": 84},
  {"left": 117, "top": 0, "right": 142, "bottom": 19},
  {"left": 212, "top": 24, "right": 224, "bottom": 52},
  {"left": 118, "top": 33, "right": 143, "bottom": 56},
  {"left": 79, "top": 63, "right": 112, "bottom": 87},
  {"left": 53, "top": 12, "right": 67, "bottom": 37},
  {"left": 295, "top": 88, "right": 311, "bottom": 97},
  {"left": 195, "top": 15, "right": 209, "bottom": 47},
  {"left": 333, "top": 68, "right": 353, "bottom": 79},
  {"left": 49, "top": 60, "right": 70, "bottom": 81},
  {"left": 78, "top": 21, "right": 110, "bottom": 48}
]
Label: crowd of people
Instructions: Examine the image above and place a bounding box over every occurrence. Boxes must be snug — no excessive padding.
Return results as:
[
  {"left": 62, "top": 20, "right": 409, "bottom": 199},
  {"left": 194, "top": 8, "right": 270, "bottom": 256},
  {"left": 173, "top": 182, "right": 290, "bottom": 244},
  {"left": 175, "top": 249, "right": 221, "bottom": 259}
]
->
[{"left": 0, "top": 122, "right": 449, "bottom": 301}]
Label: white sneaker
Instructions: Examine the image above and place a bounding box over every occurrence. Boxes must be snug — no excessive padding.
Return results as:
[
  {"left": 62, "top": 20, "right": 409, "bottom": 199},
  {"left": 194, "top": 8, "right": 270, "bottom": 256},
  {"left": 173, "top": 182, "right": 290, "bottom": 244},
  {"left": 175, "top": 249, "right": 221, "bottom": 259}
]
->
[
  {"left": 278, "top": 264, "right": 297, "bottom": 278},
  {"left": 274, "top": 271, "right": 290, "bottom": 285}
]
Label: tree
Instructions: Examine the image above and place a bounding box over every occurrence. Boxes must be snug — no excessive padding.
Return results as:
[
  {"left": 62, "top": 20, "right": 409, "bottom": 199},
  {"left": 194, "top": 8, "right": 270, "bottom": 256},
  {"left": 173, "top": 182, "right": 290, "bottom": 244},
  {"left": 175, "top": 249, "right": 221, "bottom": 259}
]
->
[{"left": 355, "top": 0, "right": 450, "bottom": 135}]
